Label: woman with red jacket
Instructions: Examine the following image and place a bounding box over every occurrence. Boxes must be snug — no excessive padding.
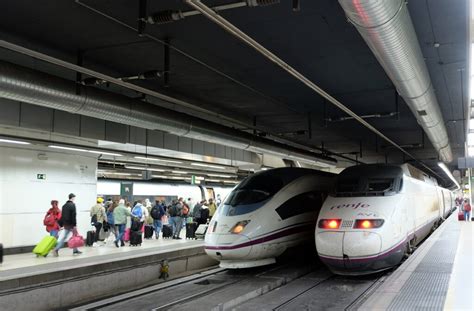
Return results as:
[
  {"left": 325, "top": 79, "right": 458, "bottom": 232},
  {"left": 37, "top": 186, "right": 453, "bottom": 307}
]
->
[{"left": 44, "top": 200, "right": 62, "bottom": 237}]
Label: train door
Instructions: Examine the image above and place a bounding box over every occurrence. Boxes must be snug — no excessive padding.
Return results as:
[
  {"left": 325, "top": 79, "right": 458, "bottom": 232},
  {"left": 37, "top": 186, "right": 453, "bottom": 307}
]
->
[
  {"left": 198, "top": 185, "right": 215, "bottom": 201},
  {"left": 439, "top": 189, "right": 446, "bottom": 220}
]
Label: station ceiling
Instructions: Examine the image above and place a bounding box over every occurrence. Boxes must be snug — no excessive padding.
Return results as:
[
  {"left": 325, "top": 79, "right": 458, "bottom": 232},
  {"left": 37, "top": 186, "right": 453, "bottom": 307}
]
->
[{"left": 0, "top": 0, "right": 469, "bottom": 185}]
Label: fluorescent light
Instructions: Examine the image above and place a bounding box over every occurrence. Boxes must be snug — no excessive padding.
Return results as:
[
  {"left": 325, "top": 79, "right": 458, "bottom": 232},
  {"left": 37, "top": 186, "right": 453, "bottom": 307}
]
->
[
  {"left": 468, "top": 133, "right": 474, "bottom": 146},
  {"left": 49, "top": 145, "right": 88, "bottom": 152},
  {"left": 172, "top": 171, "right": 188, "bottom": 174},
  {"left": 88, "top": 150, "right": 122, "bottom": 157},
  {"left": 191, "top": 163, "right": 226, "bottom": 169},
  {"left": 223, "top": 180, "right": 239, "bottom": 184},
  {"left": 151, "top": 175, "right": 168, "bottom": 179},
  {"left": 469, "top": 147, "right": 474, "bottom": 157},
  {"left": 125, "top": 165, "right": 165, "bottom": 172},
  {"left": 0, "top": 139, "right": 31, "bottom": 145},
  {"left": 438, "top": 162, "right": 460, "bottom": 189},
  {"left": 134, "top": 156, "right": 182, "bottom": 164},
  {"left": 206, "top": 179, "right": 221, "bottom": 182},
  {"left": 195, "top": 176, "right": 205, "bottom": 180},
  {"left": 207, "top": 173, "right": 235, "bottom": 178}
]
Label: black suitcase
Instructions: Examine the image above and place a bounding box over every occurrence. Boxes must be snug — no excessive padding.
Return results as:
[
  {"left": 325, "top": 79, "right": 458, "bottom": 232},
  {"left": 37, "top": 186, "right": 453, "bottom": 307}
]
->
[
  {"left": 186, "top": 223, "right": 196, "bottom": 239},
  {"left": 86, "top": 231, "right": 94, "bottom": 246},
  {"left": 131, "top": 219, "right": 141, "bottom": 232},
  {"left": 162, "top": 224, "right": 173, "bottom": 238},
  {"left": 144, "top": 225, "right": 154, "bottom": 239},
  {"left": 0, "top": 243, "right": 3, "bottom": 264},
  {"left": 130, "top": 230, "right": 142, "bottom": 246}
]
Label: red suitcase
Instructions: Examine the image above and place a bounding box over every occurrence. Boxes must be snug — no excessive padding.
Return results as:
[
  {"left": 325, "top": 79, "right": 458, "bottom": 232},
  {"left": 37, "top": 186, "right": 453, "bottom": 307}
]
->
[{"left": 458, "top": 211, "right": 465, "bottom": 221}]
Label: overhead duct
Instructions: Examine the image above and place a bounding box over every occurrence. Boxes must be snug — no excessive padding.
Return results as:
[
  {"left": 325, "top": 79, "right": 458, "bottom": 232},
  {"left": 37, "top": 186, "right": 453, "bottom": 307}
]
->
[
  {"left": 0, "top": 60, "right": 336, "bottom": 166},
  {"left": 338, "top": 0, "right": 453, "bottom": 163}
]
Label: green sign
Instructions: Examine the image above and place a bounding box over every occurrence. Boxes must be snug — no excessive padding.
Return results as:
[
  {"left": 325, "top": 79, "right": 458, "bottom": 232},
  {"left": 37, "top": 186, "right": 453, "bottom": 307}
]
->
[
  {"left": 191, "top": 175, "right": 196, "bottom": 185},
  {"left": 37, "top": 174, "right": 46, "bottom": 180}
]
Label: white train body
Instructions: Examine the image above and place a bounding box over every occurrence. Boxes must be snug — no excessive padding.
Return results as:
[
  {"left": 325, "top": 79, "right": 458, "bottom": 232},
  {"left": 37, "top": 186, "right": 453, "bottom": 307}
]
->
[
  {"left": 205, "top": 168, "right": 335, "bottom": 269},
  {"left": 316, "top": 164, "right": 454, "bottom": 275}
]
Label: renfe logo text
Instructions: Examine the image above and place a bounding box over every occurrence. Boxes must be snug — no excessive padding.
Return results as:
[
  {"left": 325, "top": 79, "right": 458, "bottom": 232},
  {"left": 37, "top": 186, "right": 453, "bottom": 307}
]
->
[{"left": 330, "top": 202, "right": 370, "bottom": 210}]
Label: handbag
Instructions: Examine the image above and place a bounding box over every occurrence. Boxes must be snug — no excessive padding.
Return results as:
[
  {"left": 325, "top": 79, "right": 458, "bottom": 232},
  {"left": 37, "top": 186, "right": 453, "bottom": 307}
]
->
[
  {"left": 68, "top": 230, "right": 85, "bottom": 248},
  {"left": 91, "top": 214, "right": 98, "bottom": 225}
]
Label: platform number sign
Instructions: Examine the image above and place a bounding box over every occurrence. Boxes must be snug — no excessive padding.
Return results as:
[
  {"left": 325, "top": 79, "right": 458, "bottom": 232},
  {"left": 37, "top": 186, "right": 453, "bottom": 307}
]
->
[{"left": 37, "top": 174, "right": 46, "bottom": 180}]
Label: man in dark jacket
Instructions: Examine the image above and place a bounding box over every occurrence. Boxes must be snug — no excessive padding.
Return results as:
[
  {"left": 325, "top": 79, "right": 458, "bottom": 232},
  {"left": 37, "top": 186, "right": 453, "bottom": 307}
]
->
[{"left": 53, "top": 193, "right": 82, "bottom": 256}]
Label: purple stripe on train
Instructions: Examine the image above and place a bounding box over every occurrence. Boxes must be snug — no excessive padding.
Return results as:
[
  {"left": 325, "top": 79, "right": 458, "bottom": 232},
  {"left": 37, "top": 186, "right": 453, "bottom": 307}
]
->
[{"left": 205, "top": 224, "right": 314, "bottom": 250}]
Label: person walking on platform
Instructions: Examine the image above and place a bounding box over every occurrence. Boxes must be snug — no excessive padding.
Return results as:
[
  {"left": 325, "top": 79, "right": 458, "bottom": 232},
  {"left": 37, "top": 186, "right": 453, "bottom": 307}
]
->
[
  {"left": 169, "top": 199, "right": 183, "bottom": 239},
  {"left": 208, "top": 198, "right": 217, "bottom": 220},
  {"left": 151, "top": 200, "right": 166, "bottom": 239},
  {"left": 106, "top": 201, "right": 117, "bottom": 239},
  {"left": 53, "top": 193, "right": 82, "bottom": 256},
  {"left": 90, "top": 197, "right": 106, "bottom": 245},
  {"left": 43, "top": 200, "right": 62, "bottom": 238},
  {"left": 463, "top": 199, "right": 471, "bottom": 222},
  {"left": 113, "top": 199, "right": 131, "bottom": 247}
]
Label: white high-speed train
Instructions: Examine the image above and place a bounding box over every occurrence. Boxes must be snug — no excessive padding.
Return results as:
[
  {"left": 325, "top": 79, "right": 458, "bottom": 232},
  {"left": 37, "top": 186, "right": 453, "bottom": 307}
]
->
[
  {"left": 205, "top": 167, "right": 335, "bottom": 268},
  {"left": 316, "top": 164, "right": 454, "bottom": 275}
]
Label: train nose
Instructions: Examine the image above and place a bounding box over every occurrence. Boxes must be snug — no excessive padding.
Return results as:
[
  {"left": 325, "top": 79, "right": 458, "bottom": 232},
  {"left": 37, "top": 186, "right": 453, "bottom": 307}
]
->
[
  {"left": 317, "top": 231, "right": 382, "bottom": 274},
  {"left": 204, "top": 233, "right": 252, "bottom": 260}
]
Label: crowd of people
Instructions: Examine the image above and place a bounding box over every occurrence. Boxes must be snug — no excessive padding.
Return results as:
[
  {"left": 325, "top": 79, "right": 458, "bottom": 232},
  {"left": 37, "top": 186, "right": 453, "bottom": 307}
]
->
[{"left": 42, "top": 193, "right": 219, "bottom": 256}]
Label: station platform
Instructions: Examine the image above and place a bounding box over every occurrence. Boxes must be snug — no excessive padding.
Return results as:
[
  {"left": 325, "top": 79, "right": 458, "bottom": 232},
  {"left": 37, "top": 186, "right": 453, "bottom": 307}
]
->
[
  {"left": 0, "top": 233, "right": 217, "bottom": 310},
  {"left": 358, "top": 213, "right": 473, "bottom": 310}
]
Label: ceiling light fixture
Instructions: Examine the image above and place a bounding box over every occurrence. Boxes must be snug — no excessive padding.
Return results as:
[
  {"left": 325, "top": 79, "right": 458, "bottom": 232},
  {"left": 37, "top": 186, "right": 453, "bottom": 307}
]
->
[
  {"left": 88, "top": 150, "right": 123, "bottom": 157},
  {"left": 171, "top": 170, "right": 188, "bottom": 174},
  {"left": 0, "top": 139, "right": 31, "bottom": 145},
  {"left": 207, "top": 173, "right": 235, "bottom": 178},
  {"left": 438, "top": 162, "right": 460, "bottom": 189},
  {"left": 49, "top": 145, "right": 88, "bottom": 152},
  {"left": 125, "top": 165, "right": 165, "bottom": 172},
  {"left": 191, "top": 163, "right": 226, "bottom": 169},
  {"left": 134, "top": 156, "right": 183, "bottom": 164}
]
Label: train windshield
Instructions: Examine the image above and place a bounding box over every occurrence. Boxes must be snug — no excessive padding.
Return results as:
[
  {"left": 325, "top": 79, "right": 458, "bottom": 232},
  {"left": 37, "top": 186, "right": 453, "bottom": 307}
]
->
[
  {"left": 334, "top": 165, "right": 403, "bottom": 197},
  {"left": 220, "top": 168, "right": 323, "bottom": 216}
]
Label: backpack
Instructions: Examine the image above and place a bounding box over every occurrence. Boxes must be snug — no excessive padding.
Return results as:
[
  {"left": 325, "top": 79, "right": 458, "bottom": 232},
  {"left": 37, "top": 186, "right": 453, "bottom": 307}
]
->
[
  {"left": 169, "top": 204, "right": 179, "bottom": 217},
  {"left": 151, "top": 206, "right": 161, "bottom": 220},
  {"left": 132, "top": 205, "right": 143, "bottom": 219},
  {"left": 43, "top": 212, "right": 56, "bottom": 227},
  {"left": 182, "top": 205, "right": 189, "bottom": 216}
]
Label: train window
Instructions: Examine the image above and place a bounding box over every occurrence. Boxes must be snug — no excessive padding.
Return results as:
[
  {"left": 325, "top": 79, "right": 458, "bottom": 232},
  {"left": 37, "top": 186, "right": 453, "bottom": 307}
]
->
[
  {"left": 366, "top": 178, "right": 394, "bottom": 192},
  {"left": 336, "top": 178, "right": 359, "bottom": 193},
  {"left": 276, "top": 191, "right": 324, "bottom": 220},
  {"left": 224, "top": 174, "right": 284, "bottom": 207}
]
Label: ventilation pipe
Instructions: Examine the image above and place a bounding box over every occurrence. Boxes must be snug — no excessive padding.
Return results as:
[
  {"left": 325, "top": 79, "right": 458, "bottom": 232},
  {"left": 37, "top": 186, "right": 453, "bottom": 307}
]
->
[
  {"left": 338, "top": 0, "right": 453, "bottom": 163},
  {"left": 0, "top": 60, "right": 336, "bottom": 166}
]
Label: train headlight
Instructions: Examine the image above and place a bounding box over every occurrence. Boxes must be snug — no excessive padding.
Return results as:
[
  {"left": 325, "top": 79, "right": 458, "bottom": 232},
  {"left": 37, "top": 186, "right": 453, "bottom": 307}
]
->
[
  {"left": 353, "top": 219, "right": 384, "bottom": 229},
  {"left": 230, "top": 220, "right": 250, "bottom": 234},
  {"left": 318, "top": 219, "right": 342, "bottom": 229}
]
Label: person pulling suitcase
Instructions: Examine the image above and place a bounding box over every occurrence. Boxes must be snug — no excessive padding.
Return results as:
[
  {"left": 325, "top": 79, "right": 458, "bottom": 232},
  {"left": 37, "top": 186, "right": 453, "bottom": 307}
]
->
[{"left": 52, "top": 193, "right": 82, "bottom": 257}]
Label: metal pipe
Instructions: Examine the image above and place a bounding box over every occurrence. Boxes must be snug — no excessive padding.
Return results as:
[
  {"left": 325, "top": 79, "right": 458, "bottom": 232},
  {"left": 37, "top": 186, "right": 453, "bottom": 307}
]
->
[
  {"left": 184, "top": 0, "right": 441, "bottom": 177},
  {"left": 338, "top": 0, "right": 453, "bottom": 163},
  {"left": 0, "top": 60, "right": 336, "bottom": 166}
]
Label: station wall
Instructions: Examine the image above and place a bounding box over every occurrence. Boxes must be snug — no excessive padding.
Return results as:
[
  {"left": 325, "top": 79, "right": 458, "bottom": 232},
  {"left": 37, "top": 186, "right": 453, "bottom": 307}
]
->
[{"left": 0, "top": 145, "right": 97, "bottom": 248}]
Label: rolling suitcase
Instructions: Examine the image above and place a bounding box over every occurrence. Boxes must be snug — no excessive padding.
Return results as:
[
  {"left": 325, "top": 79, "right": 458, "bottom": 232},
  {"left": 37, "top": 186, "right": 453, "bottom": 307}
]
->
[
  {"left": 33, "top": 236, "right": 57, "bottom": 257},
  {"left": 124, "top": 228, "right": 131, "bottom": 242},
  {"left": 86, "top": 231, "right": 95, "bottom": 246},
  {"left": 144, "top": 225, "right": 154, "bottom": 239},
  {"left": 186, "top": 223, "right": 196, "bottom": 239},
  {"left": 162, "top": 224, "right": 173, "bottom": 238},
  {"left": 195, "top": 224, "right": 208, "bottom": 239},
  {"left": 130, "top": 230, "right": 142, "bottom": 246},
  {"left": 458, "top": 211, "right": 465, "bottom": 221}
]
